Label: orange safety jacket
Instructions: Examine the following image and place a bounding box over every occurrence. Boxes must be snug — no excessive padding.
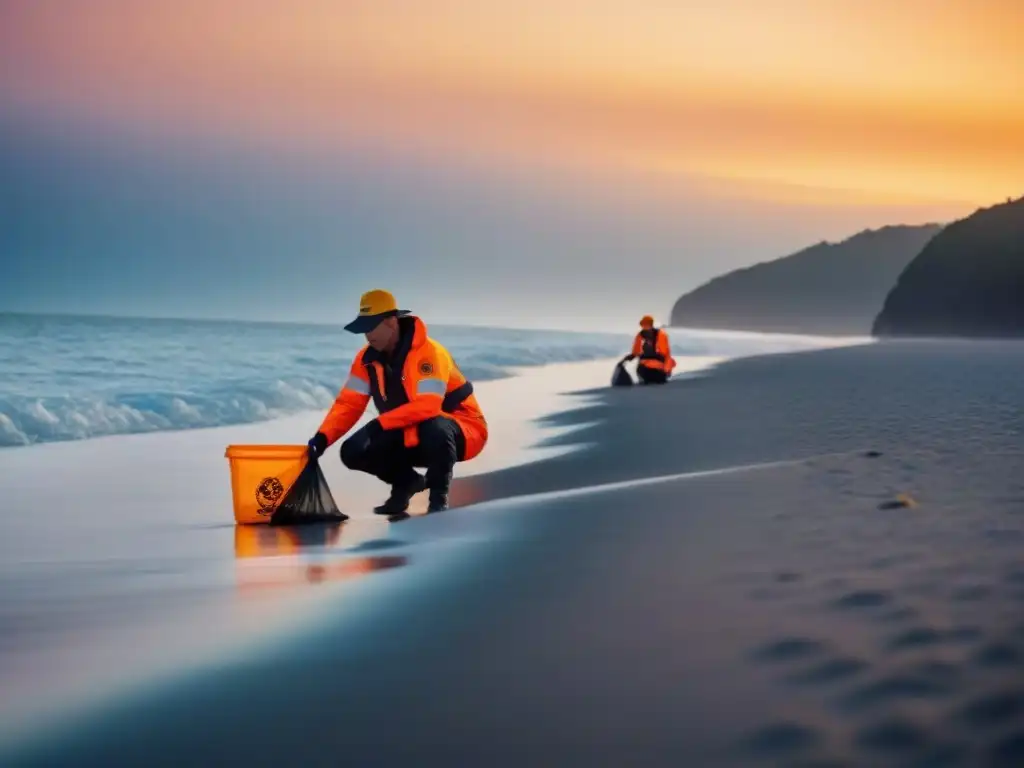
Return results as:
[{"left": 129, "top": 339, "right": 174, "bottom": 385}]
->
[
  {"left": 316, "top": 316, "right": 488, "bottom": 461},
  {"left": 631, "top": 328, "right": 676, "bottom": 373}
]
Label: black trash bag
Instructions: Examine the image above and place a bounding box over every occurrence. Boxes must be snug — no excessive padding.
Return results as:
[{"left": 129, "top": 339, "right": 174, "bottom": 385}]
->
[
  {"left": 611, "top": 361, "right": 634, "bottom": 387},
  {"left": 269, "top": 458, "right": 348, "bottom": 525}
]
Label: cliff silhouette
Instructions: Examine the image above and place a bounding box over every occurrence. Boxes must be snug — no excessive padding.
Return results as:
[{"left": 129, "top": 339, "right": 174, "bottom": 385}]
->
[
  {"left": 669, "top": 224, "right": 943, "bottom": 336},
  {"left": 872, "top": 197, "right": 1024, "bottom": 338}
]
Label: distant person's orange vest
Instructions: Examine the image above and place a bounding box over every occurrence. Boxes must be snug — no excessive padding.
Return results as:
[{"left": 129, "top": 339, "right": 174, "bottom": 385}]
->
[{"left": 631, "top": 328, "right": 676, "bottom": 373}]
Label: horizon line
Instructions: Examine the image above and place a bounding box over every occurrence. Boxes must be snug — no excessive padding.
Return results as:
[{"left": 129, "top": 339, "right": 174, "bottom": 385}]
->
[{"left": 0, "top": 308, "right": 631, "bottom": 337}]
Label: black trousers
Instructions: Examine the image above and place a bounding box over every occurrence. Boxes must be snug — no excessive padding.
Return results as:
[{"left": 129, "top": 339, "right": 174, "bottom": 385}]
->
[
  {"left": 637, "top": 365, "right": 669, "bottom": 385},
  {"left": 340, "top": 416, "right": 466, "bottom": 490}
]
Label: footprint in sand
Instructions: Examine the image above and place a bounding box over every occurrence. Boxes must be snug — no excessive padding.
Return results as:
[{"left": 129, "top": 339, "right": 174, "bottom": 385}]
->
[
  {"left": 751, "top": 637, "right": 870, "bottom": 696},
  {"left": 838, "top": 660, "right": 961, "bottom": 713},
  {"left": 741, "top": 721, "right": 824, "bottom": 760},
  {"left": 751, "top": 637, "right": 828, "bottom": 664},
  {"left": 884, "top": 625, "right": 983, "bottom": 653},
  {"left": 990, "top": 731, "right": 1024, "bottom": 767},
  {"left": 853, "top": 717, "right": 932, "bottom": 757},
  {"left": 830, "top": 589, "right": 892, "bottom": 609},
  {"left": 958, "top": 689, "right": 1024, "bottom": 729},
  {"left": 876, "top": 605, "right": 920, "bottom": 624},
  {"left": 784, "top": 657, "right": 868, "bottom": 687},
  {"left": 775, "top": 571, "right": 803, "bottom": 583},
  {"left": 952, "top": 584, "right": 994, "bottom": 602},
  {"left": 973, "top": 641, "right": 1023, "bottom": 669}
]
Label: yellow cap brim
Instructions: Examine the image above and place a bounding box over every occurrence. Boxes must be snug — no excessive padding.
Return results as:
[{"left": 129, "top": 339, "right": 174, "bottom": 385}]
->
[{"left": 343, "top": 309, "right": 409, "bottom": 333}]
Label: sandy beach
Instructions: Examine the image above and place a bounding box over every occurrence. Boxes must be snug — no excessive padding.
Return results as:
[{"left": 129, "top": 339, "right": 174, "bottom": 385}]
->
[
  {"left": 0, "top": 355, "right": 656, "bottom": 737},
  {"left": 5, "top": 3, "right": 1021, "bottom": 766},
  {"left": 3, "top": 338, "right": 1023, "bottom": 767}
]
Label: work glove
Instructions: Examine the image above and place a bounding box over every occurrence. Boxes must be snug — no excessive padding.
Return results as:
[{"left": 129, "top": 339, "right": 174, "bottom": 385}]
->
[{"left": 307, "top": 432, "right": 328, "bottom": 459}]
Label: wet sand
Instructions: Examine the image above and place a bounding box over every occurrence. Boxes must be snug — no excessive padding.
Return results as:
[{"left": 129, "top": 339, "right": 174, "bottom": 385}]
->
[
  {"left": 3, "top": 339, "right": 1024, "bottom": 766},
  {"left": 0, "top": 357, "right": 649, "bottom": 740}
]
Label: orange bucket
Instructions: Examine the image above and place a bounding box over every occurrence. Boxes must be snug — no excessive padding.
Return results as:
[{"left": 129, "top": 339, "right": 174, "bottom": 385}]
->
[{"left": 224, "top": 444, "right": 309, "bottom": 525}]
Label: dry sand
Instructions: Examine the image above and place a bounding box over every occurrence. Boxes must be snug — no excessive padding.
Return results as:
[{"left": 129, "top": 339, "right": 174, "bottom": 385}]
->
[{"left": 3, "top": 339, "right": 1023, "bottom": 767}]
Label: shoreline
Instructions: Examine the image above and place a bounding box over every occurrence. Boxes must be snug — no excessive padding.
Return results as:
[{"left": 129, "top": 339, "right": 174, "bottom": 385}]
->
[
  {"left": 0, "top": 356, "right": 628, "bottom": 736},
  {"left": 2, "top": 338, "right": 1020, "bottom": 765},
  {"left": 0, "top": 336, "right": 874, "bottom": 758},
  {"left": 0, "top": 352, "right": 741, "bottom": 741},
  {"left": 0, "top": 322, "right": 870, "bottom": 453}
]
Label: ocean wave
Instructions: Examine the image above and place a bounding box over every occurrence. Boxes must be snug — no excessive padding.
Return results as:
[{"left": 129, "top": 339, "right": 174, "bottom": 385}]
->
[
  {"left": 1, "top": 313, "right": 858, "bottom": 448},
  {"left": 0, "top": 378, "right": 339, "bottom": 446},
  {"left": 0, "top": 335, "right": 632, "bottom": 447}
]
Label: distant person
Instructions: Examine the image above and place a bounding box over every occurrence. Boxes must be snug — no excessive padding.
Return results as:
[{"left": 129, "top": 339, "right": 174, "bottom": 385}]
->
[
  {"left": 306, "top": 290, "right": 488, "bottom": 515},
  {"left": 622, "top": 315, "right": 676, "bottom": 384}
]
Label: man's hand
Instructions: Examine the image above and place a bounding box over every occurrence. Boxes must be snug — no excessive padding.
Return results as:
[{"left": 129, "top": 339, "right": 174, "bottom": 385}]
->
[
  {"left": 621, "top": 354, "right": 635, "bottom": 363},
  {"left": 307, "top": 432, "right": 328, "bottom": 459}
]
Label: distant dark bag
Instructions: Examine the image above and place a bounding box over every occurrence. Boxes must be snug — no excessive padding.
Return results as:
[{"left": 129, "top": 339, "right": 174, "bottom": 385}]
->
[
  {"left": 611, "top": 361, "right": 634, "bottom": 387},
  {"left": 270, "top": 458, "right": 348, "bottom": 525}
]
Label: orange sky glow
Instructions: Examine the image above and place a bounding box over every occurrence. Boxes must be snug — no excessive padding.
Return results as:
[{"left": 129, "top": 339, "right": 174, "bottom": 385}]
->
[{"left": 2, "top": 0, "right": 1021, "bottom": 209}]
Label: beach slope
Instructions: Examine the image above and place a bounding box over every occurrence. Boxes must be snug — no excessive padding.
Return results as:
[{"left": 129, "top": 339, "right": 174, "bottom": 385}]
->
[{"left": 3, "top": 340, "right": 1024, "bottom": 767}]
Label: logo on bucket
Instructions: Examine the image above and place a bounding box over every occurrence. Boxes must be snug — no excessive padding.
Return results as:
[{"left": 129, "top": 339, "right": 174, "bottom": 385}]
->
[{"left": 256, "top": 476, "right": 285, "bottom": 515}]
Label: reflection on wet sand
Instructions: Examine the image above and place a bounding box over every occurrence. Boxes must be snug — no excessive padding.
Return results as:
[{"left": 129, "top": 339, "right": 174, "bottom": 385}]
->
[
  {"left": 234, "top": 522, "right": 408, "bottom": 596},
  {"left": 234, "top": 522, "right": 345, "bottom": 558},
  {"left": 447, "top": 474, "right": 497, "bottom": 510},
  {"left": 230, "top": 472, "right": 506, "bottom": 597}
]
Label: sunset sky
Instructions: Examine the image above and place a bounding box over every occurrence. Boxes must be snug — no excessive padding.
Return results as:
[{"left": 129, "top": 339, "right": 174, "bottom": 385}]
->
[{"left": 1, "top": 0, "right": 1021, "bottom": 328}]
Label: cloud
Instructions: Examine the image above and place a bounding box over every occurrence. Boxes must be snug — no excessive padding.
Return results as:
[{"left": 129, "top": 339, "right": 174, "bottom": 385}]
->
[
  {"left": 1, "top": 0, "right": 1021, "bottom": 206},
  {"left": 1, "top": 0, "right": 1017, "bottom": 327}
]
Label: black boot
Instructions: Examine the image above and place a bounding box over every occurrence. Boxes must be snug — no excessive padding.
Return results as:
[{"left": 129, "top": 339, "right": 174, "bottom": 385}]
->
[
  {"left": 373, "top": 473, "right": 426, "bottom": 516},
  {"left": 427, "top": 492, "right": 449, "bottom": 513},
  {"left": 425, "top": 469, "right": 452, "bottom": 513}
]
